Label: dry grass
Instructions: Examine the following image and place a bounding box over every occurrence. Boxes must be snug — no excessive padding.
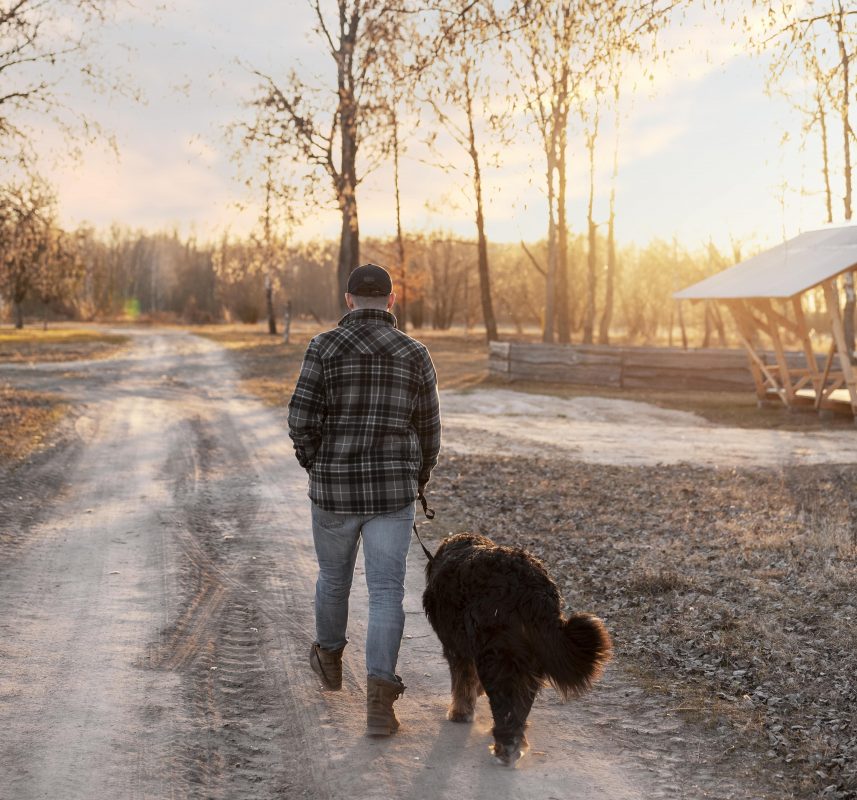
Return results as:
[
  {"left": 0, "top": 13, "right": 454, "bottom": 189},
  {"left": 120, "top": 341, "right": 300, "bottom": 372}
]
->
[
  {"left": 0, "top": 328, "right": 129, "bottom": 460},
  {"left": 0, "top": 385, "right": 68, "bottom": 461},
  {"left": 429, "top": 454, "right": 857, "bottom": 799},
  {"left": 200, "top": 320, "right": 855, "bottom": 431},
  {"left": 0, "top": 328, "right": 130, "bottom": 363}
]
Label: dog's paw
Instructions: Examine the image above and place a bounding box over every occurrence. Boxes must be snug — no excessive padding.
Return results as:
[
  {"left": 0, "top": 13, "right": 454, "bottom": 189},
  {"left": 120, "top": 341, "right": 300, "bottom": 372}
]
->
[
  {"left": 447, "top": 707, "right": 475, "bottom": 723},
  {"left": 490, "top": 736, "right": 529, "bottom": 767}
]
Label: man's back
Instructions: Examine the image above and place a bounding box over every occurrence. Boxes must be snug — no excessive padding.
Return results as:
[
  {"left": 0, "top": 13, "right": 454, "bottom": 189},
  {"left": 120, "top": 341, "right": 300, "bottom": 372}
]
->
[{"left": 288, "top": 308, "right": 441, "bottom": 514}]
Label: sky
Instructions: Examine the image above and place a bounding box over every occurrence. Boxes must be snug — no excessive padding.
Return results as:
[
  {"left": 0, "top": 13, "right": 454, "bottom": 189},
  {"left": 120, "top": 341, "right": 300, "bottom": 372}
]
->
[{"left": 39, "top": 1, "right": 835, "bottom": 253}]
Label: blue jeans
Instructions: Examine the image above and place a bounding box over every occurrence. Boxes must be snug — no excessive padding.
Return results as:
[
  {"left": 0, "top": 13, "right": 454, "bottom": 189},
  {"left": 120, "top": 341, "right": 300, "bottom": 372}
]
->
[{"left": 311, "top": 501, "right": 415, "bottom": 682}]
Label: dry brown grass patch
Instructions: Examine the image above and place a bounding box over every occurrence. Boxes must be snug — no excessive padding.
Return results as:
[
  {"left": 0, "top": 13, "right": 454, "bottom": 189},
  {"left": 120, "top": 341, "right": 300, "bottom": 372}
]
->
[
  {"left": 0, "top": 385, "right": 68, "bottom": 461},
  {"left": 0, "top": 328, "right": 129, "bottom": 363}
]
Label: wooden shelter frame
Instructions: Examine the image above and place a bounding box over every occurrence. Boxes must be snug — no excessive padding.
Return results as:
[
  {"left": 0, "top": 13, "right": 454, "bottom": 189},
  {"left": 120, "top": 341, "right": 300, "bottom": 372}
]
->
[{"left": 719, "top": 275, "right": 857, "bottom": 418}]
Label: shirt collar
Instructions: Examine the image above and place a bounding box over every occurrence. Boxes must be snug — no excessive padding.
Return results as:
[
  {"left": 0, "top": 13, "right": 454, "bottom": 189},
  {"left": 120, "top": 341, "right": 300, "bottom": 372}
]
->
[{"left": 338, "top": 308, "right": 397, "bottom": 328}]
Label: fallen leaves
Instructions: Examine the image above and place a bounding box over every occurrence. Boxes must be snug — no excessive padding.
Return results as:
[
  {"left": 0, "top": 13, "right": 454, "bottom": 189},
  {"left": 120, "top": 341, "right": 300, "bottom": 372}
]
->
[{"left": 428, "top": 452, "right": 857, "bottom": 799}]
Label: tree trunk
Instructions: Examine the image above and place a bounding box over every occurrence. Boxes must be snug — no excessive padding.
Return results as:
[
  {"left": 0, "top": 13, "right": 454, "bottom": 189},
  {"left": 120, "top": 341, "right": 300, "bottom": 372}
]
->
[
  {"left": 543, "top": 150, "right": 557, "bottom": 343},
  {"left": 542, "top": 153, "right": 557, "bottom": 344},
  {"left": 465, "top": 74, "right": 497, "bottom": 343},
  {"left": 818, "top": 85, "right": 833, "bottom": 224},
  {"left": 556, "top": 109, "right": 570, "bottom": 344},
  {"left": 599, "top": 211, "right": 616, "bottom": 345},
  {"left": 677, "top": 300, "right": 688, "bottom": 350},
  {"left": 265, "top": 275, "right": 277, "bottom": 335},
  {"left": 836, "top": 1, "right": 855, "bottom": 358},
  {"left": 583, "top": 109, "right": 599, "bottom": 345},
  {"left": 702, "top": 302, "right": 712, "bottom": 348},
  {"left": 713, "top": 302, "right": 727, "bottom": 346},
  {"left": 338, "top": 189, "right": 360, "bottom": 311},
  {"left": 599, "top": 83, "right": 620, "bottom": 345},
  {"left": 392, "top": 110, "right": 407, "bottom": 331},
  {"left": 14, "top": 301, "right": 23, "bottom": 329},
  {"left": 336, "top": 15, "right": 360, "bottom": 314}
]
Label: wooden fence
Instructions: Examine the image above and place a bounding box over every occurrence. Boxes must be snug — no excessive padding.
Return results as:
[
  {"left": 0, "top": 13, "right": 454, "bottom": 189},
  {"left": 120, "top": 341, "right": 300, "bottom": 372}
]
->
[{"left": 488, "top": 342, "right": 838, "bottom": 393}]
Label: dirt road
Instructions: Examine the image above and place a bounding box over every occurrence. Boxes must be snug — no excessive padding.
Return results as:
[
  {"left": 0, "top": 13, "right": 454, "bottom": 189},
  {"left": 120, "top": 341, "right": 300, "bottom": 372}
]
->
[{"left": 0, "top": 330, "right": 779, "bottom": 799}]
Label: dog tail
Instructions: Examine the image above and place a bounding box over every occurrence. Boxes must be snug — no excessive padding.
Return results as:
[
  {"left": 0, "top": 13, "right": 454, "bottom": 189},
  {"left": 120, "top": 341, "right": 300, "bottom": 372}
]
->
[{"left": 539, "top": 613, "right": 612, "bottom": 701}]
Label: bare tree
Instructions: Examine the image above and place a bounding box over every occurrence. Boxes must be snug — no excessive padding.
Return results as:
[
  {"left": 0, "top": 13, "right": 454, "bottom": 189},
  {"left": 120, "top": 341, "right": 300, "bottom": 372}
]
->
[
  {"left": 32, "top": 229, "right": 85, "bottom": 329},
  {"left": 0, "top": 179, "right": 59, "bottom": 328},
  {"left": 420, "top": 2, "right": 503, "bottom": 342},
  {"left": 509, "top": 0, "right": 680, "bottom": 344},
  {"left": 247, "top": 1, "right": 400, "bottom": 312},
  {"left": 376, "top": 19, "right": 420, "bottom": 331},
  {"left": 508, "top": 0, "right": 588, "bottom": 343}
]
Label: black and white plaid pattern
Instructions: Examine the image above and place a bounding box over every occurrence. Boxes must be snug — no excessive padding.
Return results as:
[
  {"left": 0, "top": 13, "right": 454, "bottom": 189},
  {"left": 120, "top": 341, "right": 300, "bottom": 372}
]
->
[{"left": 287, "top": 309, "right": 442, "bottom": 514}]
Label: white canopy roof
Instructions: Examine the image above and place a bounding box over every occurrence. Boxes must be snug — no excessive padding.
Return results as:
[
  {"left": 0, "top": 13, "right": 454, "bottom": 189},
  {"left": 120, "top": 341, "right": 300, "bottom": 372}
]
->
[{"left": 674, "top": 225, "right": 857, "bottom": 300}]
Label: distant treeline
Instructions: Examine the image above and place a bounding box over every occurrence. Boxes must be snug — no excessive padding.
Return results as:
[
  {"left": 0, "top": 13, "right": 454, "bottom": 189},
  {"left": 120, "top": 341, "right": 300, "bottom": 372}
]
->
[{"left": 1, "top": 205, "right": 762, "bottom": 346}]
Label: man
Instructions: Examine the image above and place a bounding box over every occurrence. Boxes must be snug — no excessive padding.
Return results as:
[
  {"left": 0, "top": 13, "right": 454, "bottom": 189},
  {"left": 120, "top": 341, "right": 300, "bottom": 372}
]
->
[{"left": 287, "top": 263, "right": 441, "bottom": 737}]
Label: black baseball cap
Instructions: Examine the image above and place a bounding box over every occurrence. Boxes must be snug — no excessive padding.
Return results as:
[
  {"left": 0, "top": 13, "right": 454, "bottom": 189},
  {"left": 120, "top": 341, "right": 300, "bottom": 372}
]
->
[{"left": 347, "top": 263, "right": 393, "bottom": 296}]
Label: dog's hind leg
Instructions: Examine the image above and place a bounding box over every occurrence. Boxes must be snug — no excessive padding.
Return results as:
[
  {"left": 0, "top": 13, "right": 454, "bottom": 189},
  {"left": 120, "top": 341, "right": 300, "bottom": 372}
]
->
[
  {"left": 446, "top": 652, "right": 479, "bottom": 722},
  {"left": 475, "top": 653, "right": 540, "bottom": 766}
]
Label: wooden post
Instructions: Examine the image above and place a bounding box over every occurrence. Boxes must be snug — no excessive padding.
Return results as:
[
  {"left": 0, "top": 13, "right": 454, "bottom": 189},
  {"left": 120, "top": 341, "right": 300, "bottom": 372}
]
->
[
  {"left": 791, "top": 294, "right": 821, "bottom": 398},
  {"left": 759, "top": 298, "right": 795, "bottom": 405},
  {"left": 822, "top": 279, "right": 857, "bottom": 417},
  {"left": 724, "top": 300, "right": 775, "bottom": 404},
  {"left": 815, "top": 341, "right": 836, "bottom": 410}
]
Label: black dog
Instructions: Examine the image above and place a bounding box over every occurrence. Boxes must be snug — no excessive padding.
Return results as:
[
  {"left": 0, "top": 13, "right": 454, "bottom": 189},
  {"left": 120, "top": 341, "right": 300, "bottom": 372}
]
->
[{"left": 423, "top": 533, "right": 612, "bottom": 766}]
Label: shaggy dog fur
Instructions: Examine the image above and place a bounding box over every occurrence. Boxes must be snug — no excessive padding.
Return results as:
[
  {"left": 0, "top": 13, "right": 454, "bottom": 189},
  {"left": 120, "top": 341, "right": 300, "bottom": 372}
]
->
[{"left": 423, "top": 533, "right": 612, "bottom": 766}]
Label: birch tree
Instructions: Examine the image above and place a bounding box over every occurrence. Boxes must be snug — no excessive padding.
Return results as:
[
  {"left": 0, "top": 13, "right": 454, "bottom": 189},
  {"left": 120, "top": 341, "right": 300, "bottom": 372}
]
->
[
  {"left": 420, "top": 2, "right": 503, "bottom": 342},
  {"left": 509, "top": 0, "right": 680, "bottom": 344}
]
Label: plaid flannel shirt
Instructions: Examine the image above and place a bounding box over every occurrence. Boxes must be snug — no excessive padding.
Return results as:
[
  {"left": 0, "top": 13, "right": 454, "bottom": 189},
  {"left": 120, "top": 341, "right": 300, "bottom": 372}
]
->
[{"left": 287, "top": 309, "right": 442, "bottom": 514}]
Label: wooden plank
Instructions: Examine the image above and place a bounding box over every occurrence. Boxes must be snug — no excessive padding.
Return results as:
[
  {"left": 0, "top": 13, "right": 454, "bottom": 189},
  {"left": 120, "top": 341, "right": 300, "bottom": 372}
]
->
[
  {"left": 508, "top": 362, "right": 622, "bottom": 386},
  {"left": 508, "top": 343, "right": 622, "bottom": 368},
  {"left": 760, "top": 298, "right": 796, "bottom": 405},
  {"left": 488, "top": 355, "right": 510, "bottom": 375},
  {"left": 621, "top": 368, "right": 756, "bottom": 392},
  {"left": 621, "top": 349, "right": 750, "bottom": 371},
  {"left": 724, "top": 300, "right": 771, "bottom": 402},
  {"left": 750, "top": 298, "right": 799, "bottom": 336},
  {"left": 791, "top": 295, "right": 821, "bottom": 396},
  {"left": 488, "top": 341, "right": 511, "bottom": 359}
]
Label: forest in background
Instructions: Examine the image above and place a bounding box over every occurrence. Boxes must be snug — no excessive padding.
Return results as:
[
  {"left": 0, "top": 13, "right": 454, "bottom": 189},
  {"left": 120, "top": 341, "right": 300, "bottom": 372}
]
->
[{"left": 0, "top": 217, "right": 752, "bottom": 348}]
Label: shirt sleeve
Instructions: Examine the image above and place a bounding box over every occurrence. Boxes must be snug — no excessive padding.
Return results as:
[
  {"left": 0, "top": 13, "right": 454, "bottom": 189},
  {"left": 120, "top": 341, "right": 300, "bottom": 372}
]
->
[
  {"left": 413, "top": 348, "right": 441, "bottom": 490},
  {"left": 288, "top": 339, "right": 326, "bottom": 470}
]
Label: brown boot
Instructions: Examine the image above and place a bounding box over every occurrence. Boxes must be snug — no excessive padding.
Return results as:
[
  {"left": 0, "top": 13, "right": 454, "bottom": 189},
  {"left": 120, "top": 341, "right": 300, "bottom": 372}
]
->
[
  {"left": 366, "top": 675, "right": 406, "bottom": 736},
  {"left": 310, "top": 642, "right": 345, "bottom": 690}
]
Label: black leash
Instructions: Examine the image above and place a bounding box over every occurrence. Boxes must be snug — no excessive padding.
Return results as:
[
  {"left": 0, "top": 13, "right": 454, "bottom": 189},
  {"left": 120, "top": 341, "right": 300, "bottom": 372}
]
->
[{"left": 413, "top": 491, "right": 435, "bottom": 563}]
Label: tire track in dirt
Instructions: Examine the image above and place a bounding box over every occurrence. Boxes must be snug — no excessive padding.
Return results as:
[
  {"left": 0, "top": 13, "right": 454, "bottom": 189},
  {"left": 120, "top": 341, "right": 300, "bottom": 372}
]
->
[{"left": 144, "top": 402, "right": 319, "bottom": 799}]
